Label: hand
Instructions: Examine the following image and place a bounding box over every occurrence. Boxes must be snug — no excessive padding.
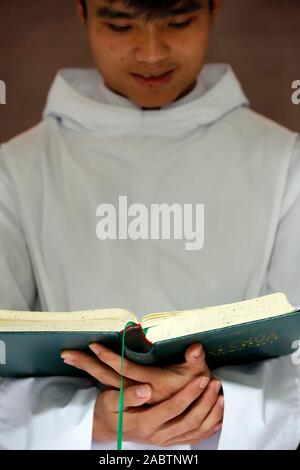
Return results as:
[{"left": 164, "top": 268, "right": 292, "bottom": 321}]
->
[
  {"left": 61, "top": 342, "right": 212, "bottom": 404},
  {"left": 93, "top": 375, "right": 223, "bottom": 447}
]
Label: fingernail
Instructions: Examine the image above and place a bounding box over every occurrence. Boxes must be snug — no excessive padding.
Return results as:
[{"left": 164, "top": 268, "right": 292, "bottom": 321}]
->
[
  {"left": 89, "top": 344, "right": 101, "bottom": 356},
  {"left": 136, "top": 385, "right": 151, "bottom": 398},
  {"left": 199, "top": 376, "right": 209, "bottom": 389},
  {"left": 61, "top": 353, "right": 76, "bottom": 364},
  {"left": 214, "top": 381, "right": 222, "bottom": 394},
  {"left": 213, "top": 423, "right": 222, "bottom": 433},
  {"left": 219, "top": 396, "right": 224, "bottom": 409},
  {"left": 193, "top": 345, "right": 203, "bottom": 358}
]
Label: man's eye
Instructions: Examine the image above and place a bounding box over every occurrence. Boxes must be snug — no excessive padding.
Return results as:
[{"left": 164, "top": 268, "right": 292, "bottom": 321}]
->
[
  {"left": 169, "top": 19, "right": 194, "bottom": 29},
  {"left": 107, "top": 24, "right": 132, "bottom": 33}
]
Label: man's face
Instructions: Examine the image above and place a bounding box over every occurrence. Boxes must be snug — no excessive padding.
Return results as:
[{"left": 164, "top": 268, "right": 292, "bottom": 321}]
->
[{"left": 81, "top": 0, "right": 218, "bottom": 109}]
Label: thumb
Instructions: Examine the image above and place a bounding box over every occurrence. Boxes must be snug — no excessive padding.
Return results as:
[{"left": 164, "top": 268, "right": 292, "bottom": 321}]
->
[{"left": 185, "top": 343, "right": 205, "bottom": 363}]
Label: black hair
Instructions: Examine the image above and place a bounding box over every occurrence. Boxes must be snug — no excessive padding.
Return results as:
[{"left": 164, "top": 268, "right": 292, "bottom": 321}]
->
[
  {"left": 80, "top": 0, "right": 88, "bottom": 19},
  {"left": 79, "top": 0, "right": 215, "bottom": 20}
]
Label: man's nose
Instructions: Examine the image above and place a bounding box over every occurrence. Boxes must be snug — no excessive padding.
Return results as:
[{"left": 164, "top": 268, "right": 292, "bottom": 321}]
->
[{"left": 134, "top": 30, "right": 169, "bottom": 64}]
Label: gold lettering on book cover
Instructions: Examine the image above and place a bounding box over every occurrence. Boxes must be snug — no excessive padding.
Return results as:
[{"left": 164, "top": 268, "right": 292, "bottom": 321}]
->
[{"left": 208, "top": 332, "right": 279, "bottom": 356}]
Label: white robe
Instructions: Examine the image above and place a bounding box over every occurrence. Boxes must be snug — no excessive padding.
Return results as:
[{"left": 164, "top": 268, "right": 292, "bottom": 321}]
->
[{"left": 0, "top": 64, "right": 299, "bottom": 450}]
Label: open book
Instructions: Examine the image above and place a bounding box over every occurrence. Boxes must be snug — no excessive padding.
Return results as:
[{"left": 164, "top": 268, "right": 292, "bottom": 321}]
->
[{"left": 0, "top": 292, "right": 299, "bottom": 377}]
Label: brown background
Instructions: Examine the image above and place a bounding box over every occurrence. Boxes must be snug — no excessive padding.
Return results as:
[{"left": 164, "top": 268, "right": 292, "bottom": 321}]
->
[{"left": 0, "top": 0, "right": 299, "bottom": 143}]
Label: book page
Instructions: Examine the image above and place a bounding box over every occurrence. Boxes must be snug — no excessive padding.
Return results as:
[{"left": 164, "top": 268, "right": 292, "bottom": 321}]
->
[
  {"left": 143, "top": 293, "right": 295, "bottom": 343},
  {"left": 0, "top": 308, "right": 137, "bottom": 332}
]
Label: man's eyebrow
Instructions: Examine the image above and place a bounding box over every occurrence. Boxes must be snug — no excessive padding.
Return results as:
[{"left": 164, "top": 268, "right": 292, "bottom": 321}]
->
[
  {"left": 169, "top": 2, "right": 204, "bottom": 16},
  {"left": 96, "top": 7, "right": 134, "bottom": 20},
  {"left": 96, "top": 1, "right": 203, "bottom": 20}
]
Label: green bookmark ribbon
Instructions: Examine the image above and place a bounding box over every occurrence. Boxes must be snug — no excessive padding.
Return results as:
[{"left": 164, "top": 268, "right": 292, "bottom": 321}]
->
[
  {"left": 117, "top": 322, "right": 150, "bottom": 450},
  {"left": 117, "top": 321, "right": 136, "bottom": 451}
]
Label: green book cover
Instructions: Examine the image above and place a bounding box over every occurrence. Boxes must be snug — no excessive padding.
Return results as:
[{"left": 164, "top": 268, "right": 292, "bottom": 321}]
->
[{"left": 0, "top": 293, "right": 299, "bottom": 377}]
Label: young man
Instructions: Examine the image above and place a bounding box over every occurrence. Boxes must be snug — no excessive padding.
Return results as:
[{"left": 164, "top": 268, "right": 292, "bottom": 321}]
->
[{"left": 0, "top": 0, "right": 299, "bottom": 450}]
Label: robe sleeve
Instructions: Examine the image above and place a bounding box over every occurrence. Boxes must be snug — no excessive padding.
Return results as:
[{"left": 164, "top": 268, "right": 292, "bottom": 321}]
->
[
  {"left": 0, "top": 149, "right": 99, "bottom": 449},
  {"left": 193, "top": 136, "right": 300, "bottom": 450}
]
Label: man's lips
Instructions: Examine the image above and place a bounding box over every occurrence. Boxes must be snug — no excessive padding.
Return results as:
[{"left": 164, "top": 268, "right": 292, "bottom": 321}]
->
[
  {"left": 132, "top": 69, "right": 175, "bottom": 78},
  {"left": 131, "top": 70, "right": 175, "bottom": 88}
]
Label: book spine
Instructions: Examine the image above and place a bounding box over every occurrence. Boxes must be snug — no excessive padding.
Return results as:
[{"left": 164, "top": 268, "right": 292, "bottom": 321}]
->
[
  {"left": 124, "top": 345, "right": 157, "bottom": 365},
  {"left": 122, "top": 324, "right": 155, "bottom": 364}
]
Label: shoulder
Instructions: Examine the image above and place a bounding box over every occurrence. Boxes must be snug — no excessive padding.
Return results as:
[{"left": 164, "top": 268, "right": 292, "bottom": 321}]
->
[
  {"left": 221, "top": 107, "right": 298, "bottom": 175},
  {"left": 280, "top": 135, "right": 300, "bottom": 219},
  {"left": 237, "top": 110, "right": 300, "bottom": 216},
  {"left": 0, "top": 119, "right": 63, "bottom": 197},
  {"left": 1, "top": 121, "right": 50, "bottom": 164},
  {"left": 228, "top": 107, "right": 296, "bottom": 141}
]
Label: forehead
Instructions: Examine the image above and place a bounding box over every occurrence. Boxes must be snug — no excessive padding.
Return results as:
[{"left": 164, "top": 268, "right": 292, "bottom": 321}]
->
[{"left": 94, "top": 0, "right": 204, "bottom": 20}]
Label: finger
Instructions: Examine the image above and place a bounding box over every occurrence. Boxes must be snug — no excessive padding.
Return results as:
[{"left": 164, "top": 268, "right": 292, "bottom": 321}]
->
[
  {"left": 163, "top": 394, "right": 224, "bottom": 446},
  {"left": 144, "top": 376, "right": 210, "bottom": 430},
  {"left": 184, "top": 343, "right": 205, "bottom": 363},
  {"left": 61, "top": 350, "right": 135, "bottom": 388},
  {"left": 162, "top": 425, "right": 219, "bottom": 447},
  {"left": 89, "top": 343, "right": 156, "bottom": 383},
  {"left": 154, "top": 379, "right": 221, "bottom": 444},
  {"left": 101, "top": 384, "right": 152, "bottom": 413},
  {"left": 199, "top": 394, "right": 224, "bottom": 435},
  {"left": 191, "top": 379, "right": 222, "bottom": 423},
  {"left": 170, "top": 343, "right": 211, "bottom": 377}
]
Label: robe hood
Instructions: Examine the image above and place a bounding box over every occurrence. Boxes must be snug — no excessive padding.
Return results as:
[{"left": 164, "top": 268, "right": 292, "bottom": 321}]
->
[{"left": 43, "top": 64, "right": 249, "bottom": 134}]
